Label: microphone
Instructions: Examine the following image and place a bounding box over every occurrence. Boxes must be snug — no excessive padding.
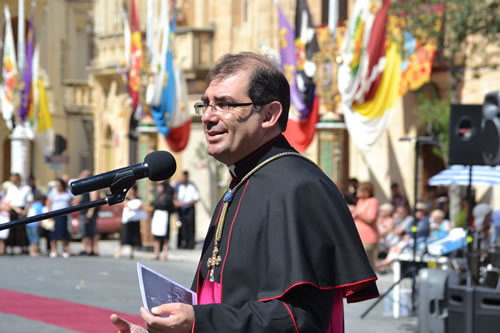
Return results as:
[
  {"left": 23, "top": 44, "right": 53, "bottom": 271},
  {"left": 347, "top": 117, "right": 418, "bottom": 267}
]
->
[{"left": 69, "top": 151, "right": 176, "bottom": 195}]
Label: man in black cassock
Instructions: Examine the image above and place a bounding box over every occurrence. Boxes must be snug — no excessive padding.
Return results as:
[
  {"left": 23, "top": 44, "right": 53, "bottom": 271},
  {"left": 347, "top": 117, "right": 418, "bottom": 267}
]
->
[{"left": 111, "top": 52, "right": 379, "bottom": 332}]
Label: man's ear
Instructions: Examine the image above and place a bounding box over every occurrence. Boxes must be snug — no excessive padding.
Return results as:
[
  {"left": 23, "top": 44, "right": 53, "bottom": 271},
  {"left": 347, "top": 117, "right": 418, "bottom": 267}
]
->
[{"left": 261, "top": 101, "right": 282, "bottom": 129}]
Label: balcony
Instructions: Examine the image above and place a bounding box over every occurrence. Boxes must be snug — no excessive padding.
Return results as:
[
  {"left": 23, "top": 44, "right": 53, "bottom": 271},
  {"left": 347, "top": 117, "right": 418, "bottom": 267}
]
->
[
  {"left": 63, "top": 80, "right": 92, "bottom": 116},
  {"left": 175, "top": 26, "right": 215, "bottom": 80},
  {"left": 90, "top": 33, "right": 126, "bottom": 75}
]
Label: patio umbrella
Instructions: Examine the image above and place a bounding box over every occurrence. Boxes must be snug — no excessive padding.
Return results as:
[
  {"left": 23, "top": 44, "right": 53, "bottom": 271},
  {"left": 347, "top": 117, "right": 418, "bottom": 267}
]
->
[{"left": 428, "top": 165, "right": 500, "bottom": 186}]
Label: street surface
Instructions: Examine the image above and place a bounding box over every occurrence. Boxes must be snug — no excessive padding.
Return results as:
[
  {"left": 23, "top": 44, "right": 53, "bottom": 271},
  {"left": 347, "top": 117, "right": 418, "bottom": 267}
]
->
[{"left": 0, "top": 240, "right": 417, "bottom": 332}]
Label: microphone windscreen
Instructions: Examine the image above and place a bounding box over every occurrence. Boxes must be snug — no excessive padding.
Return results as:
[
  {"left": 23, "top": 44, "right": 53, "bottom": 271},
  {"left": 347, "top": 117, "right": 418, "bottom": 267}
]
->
[{"left": 144, "top": 151, "right": 177, "bottom": 181}]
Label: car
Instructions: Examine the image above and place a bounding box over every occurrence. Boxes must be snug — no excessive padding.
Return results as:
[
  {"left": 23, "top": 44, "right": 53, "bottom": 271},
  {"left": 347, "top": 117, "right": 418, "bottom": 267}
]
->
[{"left": 71, "top": 204, "right": 123, "bottom": 238}]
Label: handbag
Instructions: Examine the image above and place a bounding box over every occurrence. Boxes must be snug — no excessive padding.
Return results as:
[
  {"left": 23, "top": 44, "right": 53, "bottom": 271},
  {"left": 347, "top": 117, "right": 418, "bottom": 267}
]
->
[{"left": 40, "top": 218, "right": 56, "bottom": 232}]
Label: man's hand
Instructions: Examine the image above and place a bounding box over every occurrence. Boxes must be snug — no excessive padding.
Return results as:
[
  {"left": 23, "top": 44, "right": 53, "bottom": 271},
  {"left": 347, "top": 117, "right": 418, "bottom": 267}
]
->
[
  {"left": 140, "top": 303, "right": 194, "bottom": 333},
  {"left": 110, "top": 314, "right": 147, "bottom": 333}
]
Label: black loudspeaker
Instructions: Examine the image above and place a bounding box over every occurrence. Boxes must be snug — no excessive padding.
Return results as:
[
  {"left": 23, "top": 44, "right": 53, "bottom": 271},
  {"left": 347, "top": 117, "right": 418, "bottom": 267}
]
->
[
  {"left": 446, "top": 285, "right": 475, "bottom": 333},
  {"left": 474, "top": 287, "right": 500, "bottom": 333},
  {"left": 481, "top": 92, "right": 500, "bottom": 165},
  {"left": 449, "top": 104, "right": 484, "bottom": 165}
]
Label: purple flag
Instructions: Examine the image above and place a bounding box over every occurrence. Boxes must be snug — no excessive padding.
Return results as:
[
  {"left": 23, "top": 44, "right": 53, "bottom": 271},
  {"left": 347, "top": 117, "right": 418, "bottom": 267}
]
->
[
  {"left": 18, "top": 14, "right": 35, "bottom": 121},
  {"left": 277, "top": 5, "right": 305, "bottom": 114}
]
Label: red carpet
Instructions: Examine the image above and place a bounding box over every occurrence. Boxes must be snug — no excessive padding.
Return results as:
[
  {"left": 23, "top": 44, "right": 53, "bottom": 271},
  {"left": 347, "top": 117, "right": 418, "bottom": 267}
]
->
[{"left": 0, "top": 288, "right": 144, "bottom": 332}]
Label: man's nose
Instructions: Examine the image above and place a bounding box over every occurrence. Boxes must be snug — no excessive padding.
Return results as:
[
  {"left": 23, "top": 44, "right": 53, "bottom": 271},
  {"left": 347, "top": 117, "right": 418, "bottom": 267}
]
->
[{"left": 201, "top": 104, "right": 218, "bottom": 122}]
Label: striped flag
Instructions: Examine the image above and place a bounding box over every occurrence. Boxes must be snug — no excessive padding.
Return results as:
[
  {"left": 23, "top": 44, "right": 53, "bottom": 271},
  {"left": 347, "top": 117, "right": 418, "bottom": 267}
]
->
[
  {"left": 33, "top": 78, "right": 54, "bottom": 156},
  {"left": 145, "top": 0, "right": 170, "bottom": 107},
  {"left": 28, "top": 46, "right": 54, "bottom": 156},
  {"left": 1, "top": 5, "right": 18, "bottom": 129},
  {"left": 276, "top": 1, "right": 319, "bottom": 152},
  {"left": 165, "top": 67, "right": 191, "bottom": 152},
  {"left": 128, "top": 0, "right": 142, "bottom": 113},
  {"left": 356, "top": 0, "right": 390, "bottom": 103},
  {"left": 151, "top": 16, "right": 176, "bottom": 137},
  {"left": 28, "top": 45, "right": 40, "bottom": 130},
  {"left": 338, "top": 0, "right": 376, "bottom": 106},
  {"left": 339, "top": 0, "right": 400, "bottom": 150},
  {"left": 18, "top": 12, "right": 35, "bottom": 121},
  {"left": 343, "top": 40, "right": 401, "bottom": 150},
  {"left": 122, "top": 7, "right": 131, "bottom": 70},
  {"left": 17, "top": 0, "right": 25, "bottom": 74}
]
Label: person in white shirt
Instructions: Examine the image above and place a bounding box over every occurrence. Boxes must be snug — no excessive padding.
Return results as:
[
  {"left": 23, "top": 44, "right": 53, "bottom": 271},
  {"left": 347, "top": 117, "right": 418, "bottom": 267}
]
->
[
  {"left": 115, "top": 185, "right": 146, "bottom": 259},
  {"left": 174, "top": 171, "right": 200, "bottom": 249},
  {"left": 4, "top": 173, "right": 33, "bottom": 254},
  {"left": 46, "top": 178, "right": 74, "bottom": 258}
]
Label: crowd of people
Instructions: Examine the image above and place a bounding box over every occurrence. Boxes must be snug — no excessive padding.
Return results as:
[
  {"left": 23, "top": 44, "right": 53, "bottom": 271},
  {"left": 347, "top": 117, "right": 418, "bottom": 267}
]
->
[
  {"left": 344, "top": 179, "right": 500, "bottom": 274},
  {"left": 0, "top": 169, "right": 199, "bottom": 260}
]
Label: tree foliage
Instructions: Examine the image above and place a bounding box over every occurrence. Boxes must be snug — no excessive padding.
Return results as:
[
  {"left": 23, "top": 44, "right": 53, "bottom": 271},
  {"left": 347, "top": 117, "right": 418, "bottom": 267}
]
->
[{"left": 413, "top": 84, "right": 451, "bottom": 165}]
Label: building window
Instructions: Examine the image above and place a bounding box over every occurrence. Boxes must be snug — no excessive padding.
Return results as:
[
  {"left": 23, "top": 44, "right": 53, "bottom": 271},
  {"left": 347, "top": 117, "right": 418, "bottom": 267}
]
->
[{"left": 233, "top": 0, "right": 248, "bottom": 27}]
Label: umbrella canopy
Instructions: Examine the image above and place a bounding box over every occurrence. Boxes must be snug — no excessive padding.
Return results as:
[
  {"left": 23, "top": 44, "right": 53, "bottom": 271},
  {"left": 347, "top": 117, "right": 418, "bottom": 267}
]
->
[{"left": 429, "top": 165, "right": 500, "bottom": 186}]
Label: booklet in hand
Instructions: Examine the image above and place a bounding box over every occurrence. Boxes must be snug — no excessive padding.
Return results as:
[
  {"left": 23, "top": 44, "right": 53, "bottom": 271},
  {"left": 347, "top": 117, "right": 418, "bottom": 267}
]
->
[{"left": 137, "top": 262, "right": 197, "bottom": 315}]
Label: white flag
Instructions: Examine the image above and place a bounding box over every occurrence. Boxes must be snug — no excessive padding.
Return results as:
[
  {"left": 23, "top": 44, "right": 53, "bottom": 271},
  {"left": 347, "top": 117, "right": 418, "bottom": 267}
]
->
[
  {"left": 1, "top": 5, "right": 18, "bottom": 129},
  {"left": 145, "top": 0, "right": 170, "bottom": 107}
]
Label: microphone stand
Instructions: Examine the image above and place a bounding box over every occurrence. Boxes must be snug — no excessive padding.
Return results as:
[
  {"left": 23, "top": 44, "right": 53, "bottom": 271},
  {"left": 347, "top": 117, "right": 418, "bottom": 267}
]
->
[{"left": 0, "top": 169, "right": 137, "bottom": 231}]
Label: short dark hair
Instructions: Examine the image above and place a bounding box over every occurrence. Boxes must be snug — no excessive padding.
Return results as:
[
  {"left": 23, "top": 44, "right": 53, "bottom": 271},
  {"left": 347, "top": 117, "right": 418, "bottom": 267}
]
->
[{"left": 207, "top": 52, "right": 290, "bottom": 131}]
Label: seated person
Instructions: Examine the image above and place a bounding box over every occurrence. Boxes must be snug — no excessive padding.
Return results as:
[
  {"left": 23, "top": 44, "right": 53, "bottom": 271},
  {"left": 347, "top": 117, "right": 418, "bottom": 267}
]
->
[
  {"left": 428, "top": 209, "right": 451, "bottom": 242},
  {"left": 376, "top": 202, "right": 430, "bottom": 272},
  {"left": 377, "top": 203, "right": 395, "bottom": 254},
  {"left": 377, "top": 204, "right": 414, "bottom": 257}
]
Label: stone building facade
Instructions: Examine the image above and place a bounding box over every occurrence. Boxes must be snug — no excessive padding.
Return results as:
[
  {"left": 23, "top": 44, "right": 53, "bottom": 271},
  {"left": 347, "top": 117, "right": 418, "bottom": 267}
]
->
[{"left": 0, "top": 0, "right": 93, "bottom": 191}]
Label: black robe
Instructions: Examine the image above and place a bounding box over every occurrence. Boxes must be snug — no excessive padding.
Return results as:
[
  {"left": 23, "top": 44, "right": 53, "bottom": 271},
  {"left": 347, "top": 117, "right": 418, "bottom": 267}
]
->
[{"left": 192, "top": 135, "right": 378, "bottom": 332}]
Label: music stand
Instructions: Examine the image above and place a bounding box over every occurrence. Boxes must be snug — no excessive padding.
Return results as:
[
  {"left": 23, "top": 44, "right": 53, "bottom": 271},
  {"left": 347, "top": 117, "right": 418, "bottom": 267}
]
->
[{"left": 361, "top": 136, "right": 438, "bottom": 318}]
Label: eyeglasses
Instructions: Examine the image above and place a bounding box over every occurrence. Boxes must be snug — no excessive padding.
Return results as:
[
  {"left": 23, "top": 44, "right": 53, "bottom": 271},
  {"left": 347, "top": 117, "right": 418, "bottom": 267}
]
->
[{"left": 193, "top": 101, "right": 262, "bottom": 115}]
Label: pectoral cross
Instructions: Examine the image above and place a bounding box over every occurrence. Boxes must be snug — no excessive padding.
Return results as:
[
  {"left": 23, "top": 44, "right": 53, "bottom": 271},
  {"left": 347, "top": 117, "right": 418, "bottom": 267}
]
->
[{"left": 207, "top": 244, "right": 222, "bottom": 282}]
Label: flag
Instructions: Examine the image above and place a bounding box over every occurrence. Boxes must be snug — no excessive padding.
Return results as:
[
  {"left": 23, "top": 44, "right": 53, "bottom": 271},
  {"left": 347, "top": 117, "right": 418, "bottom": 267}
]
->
[
  {"left": 338, "top": 0, "right": 376, "bottom": 106},
  {"left": 146, "top": 0, "right": 155, "bottom": 61},
  {"left": 128, "top": 0, "right": 142, "bottom": 113},
  {"left": 1, "top": 5, "right": 18, "bottom": 129},
  {"left": 17, "top": 0, "right": 25, "bottom": 74},
  {"left": 165, "top": 67, "right": 191, "bottom": 152},
  {"left": 18, "top": 12, "right": 35, "bottom": 122},
  {"left": 122, "top": 7, "right": 131, "bottom": 70},
  {"left": 151, "top": 16, "right": 176, "bottom": 137},
  {"left": 294, "top": 0, "right": 319, "bottom": 118},
  {"left": 28, "top": 46, "right": 54, "bottom": 156},
  {"left": 341, "top": 13, "right": 402, "bottom": 151},
  {"left": 399, "top": 4, "right": 442, "bottom": 95},
  {"left": 355, "top": 0, "right": 390, "bottom": 103},
  {"left": 28, "top": 45, "right": 40, "bottom": 129},
  {"left": 399, "top": 40, "right": 436, "bottom": 95},
  {"left": 145, "top": 0, "right": 170, "bottom": 107},
  {"left": 276, "top": 1, "right": 319, "bottom": 152},
  {"left": 33, "top": 77, "right": 55, "bottom": 156}
]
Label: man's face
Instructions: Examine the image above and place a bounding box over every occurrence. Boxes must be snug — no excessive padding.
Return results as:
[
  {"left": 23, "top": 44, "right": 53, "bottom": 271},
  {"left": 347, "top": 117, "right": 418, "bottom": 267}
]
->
[{"left": 201, "top": 70, "right": 266, "bottom": 165}]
